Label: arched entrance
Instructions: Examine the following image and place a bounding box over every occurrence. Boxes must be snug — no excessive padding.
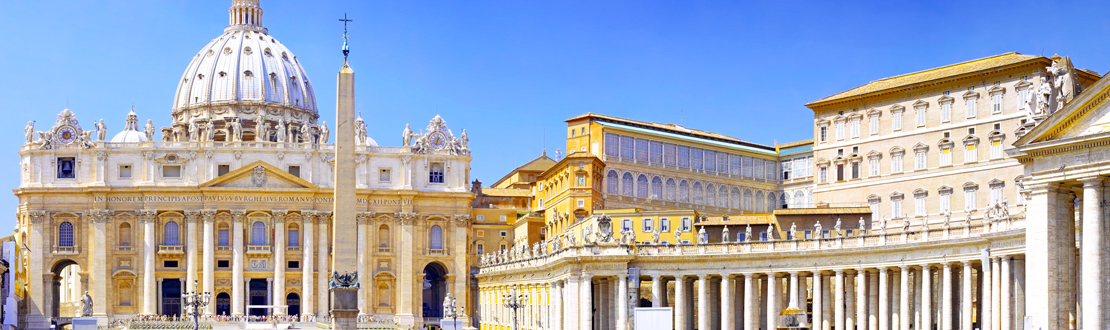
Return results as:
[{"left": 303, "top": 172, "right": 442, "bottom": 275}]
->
[
  {"left": 216, "top": 292, "right": 231, "bottom": 316},
  {"left": 422, "top": 262, "right": 448, "bottom": 319},
  {"left": 50, "top": 259, "right": 80, "bottom": 321},
  {"left": 161, "top": 279, "right": 181, "bottom": 316},
  {"left": 286, "top": 293, "right": 300, "bottom": 317}
]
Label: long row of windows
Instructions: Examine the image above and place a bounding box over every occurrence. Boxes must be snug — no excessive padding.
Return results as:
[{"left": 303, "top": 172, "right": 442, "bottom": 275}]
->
[
  {"left": 868, "top": 180, "right": 1007, "bottom": 219},
  {"left": 604, "top": 133, "right": 778, "bottom": 181},
  {"left": 818, "top": 136, "right": 1004, "bottom": 183},
  {"left": 605, "top": 170, "right": 781, "bottom": 212}
]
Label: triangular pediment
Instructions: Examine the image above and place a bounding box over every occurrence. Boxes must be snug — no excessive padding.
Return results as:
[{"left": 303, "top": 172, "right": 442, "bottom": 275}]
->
[
  {"left": 200, "top": 160, "right": 317, "bottom": 189},
  {"left": 1016, "top": 72, "right": 1110, "bottom": 146}
]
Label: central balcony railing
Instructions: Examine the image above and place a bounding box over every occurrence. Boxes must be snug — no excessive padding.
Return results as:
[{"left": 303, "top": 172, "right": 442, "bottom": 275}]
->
[
  {"left": 158, "top": 245, "right": 184, "bottom": 255},
  {"left": 53, "top": 245, "right": 79, "bottom": 254},
  {"left": 246, "top": 245, "right": 272, "bottom": 256}
]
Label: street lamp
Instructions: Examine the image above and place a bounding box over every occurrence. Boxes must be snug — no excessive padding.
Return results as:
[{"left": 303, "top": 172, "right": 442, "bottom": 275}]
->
[
  {"left": 501, "top": 285, "right": 528, "bottom": 330},
  {"left": 181, "top": 280, "right": 211, "bottom": 330}
]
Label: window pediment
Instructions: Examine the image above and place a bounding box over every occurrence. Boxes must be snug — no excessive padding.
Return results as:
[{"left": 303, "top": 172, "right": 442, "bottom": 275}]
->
[
  {"left": 889, "top": 104, "right": 905, "bottom": 113},
  {"left": 988, "top": 85, "right": 1006, "bottom": 95},
  {"left": 867, "top": 194, "right": 881, "bottom": 202},
  {"left": 938, "top": 185, "right": 953, "bottom": 193},
  {"left": 938, "top": 95, "right": 955, "bottom": 104},
  {"left": 963, "top": 181, "right": 979, "bottom": 190},
  {"left": 963, "top": 135, "right": 980, "bottom": 144},
  {"left": 866, "top": 108, "right": 882, "bottom": 117},
  {"left": 890, "top": 191, "right": 904, "bottom": 199},
  {"left": 846, "top": 112, "right": 863, "bottom": 119},
  {"left": 815, "top": 158, "right": 830, "bottom": 166},
  {"left": 913, "top": 188, "right": 928, "bottom": 196},
  {"left": 963, "top": 90, "right": 980, "bottom": 99},
  {"left": 912, "top": 142, "right": 929, "bottom": 152},
  {"left": 989, "top": 131, "right": 1006, "bottom": 141},
  {"left": 938, "top": 138, "right": 954, "bottom": 149},
  {"left": 866, "top": 150, "right": 883, "bottom": 159},
  {"left": 988, "top": 178, "right": 1005, "bottom": 187},
  {"left": 889, "top": 146, "right": 905, "bottom": 155},
  {"left": 1014, "top": 80, "right": 1033, "bottom": 90},
  {"left": 912, "top": 100, "right": 929, "bottom": 109}
]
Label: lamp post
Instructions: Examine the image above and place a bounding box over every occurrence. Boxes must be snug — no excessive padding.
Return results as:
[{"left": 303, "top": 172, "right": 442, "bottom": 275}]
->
[
  {"left": 181, "top": 280, "right": 212, "bottom": 330},
  {"left": 501, "top": 285, "right": 528, "bottom": 330}
]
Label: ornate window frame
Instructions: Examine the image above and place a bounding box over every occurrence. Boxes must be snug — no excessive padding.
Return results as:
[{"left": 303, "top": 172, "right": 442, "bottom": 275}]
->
[
  {"left": 890, "top": 105, "right": 905, "bottom": 131},
  {"left": 913, "top": 100, "right": 929, "bottom": 128},
  {"left": 938, "top": 95, "right": 955, "bottom": 123},
  {"left": 988, "top": 85, "right": 1006, "bottom": 115},
  {"left": 963, "top": 90, "right": 981, "bottom": 118}
]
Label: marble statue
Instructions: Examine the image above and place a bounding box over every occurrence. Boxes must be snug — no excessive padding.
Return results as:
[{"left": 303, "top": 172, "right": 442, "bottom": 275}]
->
[
  {"left": 443, "top": 293, "right": 456, "bottom": 318},
  {"left": 879, "top": 216, "right": 888, "bottom": 235},
  {"left": 903, "top": 217, "right": 911, "bottom": 231},
  {"left": 403, "top": 124, "right": 414, "bottom": 147},
  {"left": 814, "top": 221, "right": 822, "bottom": 238},
  {"left": 188, "top": 121, "right": 199, "bottom": 141},
  {"left": 651, "top": 228, "right": 660, "bottom": 244},
  {"left": 81, "top": 131, "right": 96, "bottom": 148},
  {"left": 80, "top": 291, "right": 93, "bottom": 317},
  {"left": 229, "top": 119, "right": 242, "bottom": 142},
  {"left": 697, "top": 227, "right": 707, "bottom": 245},
  {"left": 355, "top": 114, "right": 367, "bottom": 145},
  {"left": 255, "top": 114, "right": 267, "bottom": 142},
  {"left": 456, "top": 129, "right": 469, "bottom": 152},
  {"left": 789, "top": 222, "right": 797, "bottom": 240},
  {"left": 859, "top": 217, "right": 866, "bottom": 235},
  {"left": 204, "top": 121, "right": 215, "bottom": 141},
  {"left": 964, "top": 207, "right": 973, "bottom": 226},
  {"left": 722, "top": 226, "right": 730, "bottom": 243},
  {"left": 833, "top": 217, "right": 842, "bottom": 236},
  {"left": 1036, "top": 76, "right": 1053, "bottom": 116},
  {"left": 301, "top": 121, "right": 312, "bottom": 143},
  {"left": 745, "top": 225, "right": 752, "bottom": 242},
  {"left": 320, "top": 121, "right": 330, "bottom": 144},
  {"left": 25, "top": 121, "right": 34, "bottom": 144},
  {"left": 96, "top": 119, "right": 107, "bottom": 142},
  {"left": 275, "top": 119, "right": 287, "bottom": 142},
  {"left": 766, "top": 223, "right": 775, "bottom": 241},
  {"left": 673, "top": 228, "right": 682, "bottom": 244},
  {"left": 942, "top": 210, "right": 952, "bottom": 228},
  {"left": 145, "top": 119, "right": 156, "bottom": 141},
  {"left": 1000, "top": 198, "right": 1011, "bottom": 222},
  {"left": 1049, "top": 57, "right": 1077, "bottom": 105}
]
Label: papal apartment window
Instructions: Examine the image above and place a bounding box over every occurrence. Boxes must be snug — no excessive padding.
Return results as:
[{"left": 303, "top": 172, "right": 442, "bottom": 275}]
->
[
  {"left": 892, "top": 197, "right": 904, "bottom": 218},
  {"left": 836, "top": 121, "right": 845, "bottom": 140},
  {"left": 162, "top": 165, "right": 182, "bottom": 178},
  {"left": 991, "top": 140, "right": 1003, "bottom": 159},
  {"left": 941, "top": 102, "right": 952, "bottom": 122},
  {"left": 119, "top": 164, "right": 132, "bottom": 179},
  {"left": 940, "top": 191, "right": 951, "bottom": 213},
  {"left": 57, "top": 157, "right": 76, "bottom": 179},
  {"left": 965, "top": 143, "right": 978, "bottom": 163},
  {"left": 991, "top": 183, "right": 1004, "bottom": 205},
  {"left": 379, "top": 168, "right": 391, "bottom": 182},
  {"left": 914, "top": 193, "right": 927, "bottom": 217},
  {"left": 819, "top": 167, "right": 828, "bottom": 183},
  {"left": 819, "top": 127, "right": 828, "bottom": 143},
  {"left": 965, "top": 188, "right": 977, "bottom": 210},
  {"left": 892, "top": 111, "right": 903, "bottom": 131},
  {"left": 660, "top": 218, "right": 670, "bottom": 232},
  {"left": 891, "top": 154, "right": 904, "bottom": 173},
  {"left": 287, "top": 165, "right": 300, "bottom": 178},
  {"left": 915, "top": 151, "right": 927, "bottom": 170},
  {"left": 642, "top": 218, "right": 654, "bottom": 232},
  {"left": 429, "top": 162, "right": 445, "bottom": 183},
  {"left": 851, "top": 162, "right": 860, "bottom": 179},
  {"left": 869, "top": 158, "right": 880, "bottom": 176},
  {"left": 870, "top": 116, "right": 879, "bottom": 135},
  {"left": 217, "top": 164, "right": 231, "bottom": 176},
  {"left": 850, "top": 118, "right": 860, "bottom": 138},
  {"left": 966, "top": 97, "right": 978, "bottom": 118},
  {"left": 940, "top": 147, "right": 952, "bottom": 166},
  {"left": 992, "top": 94, "right": 1003, "bottom": 114},
  {"left": 916, "top": 107, "right": 926, "bottom": 127}
]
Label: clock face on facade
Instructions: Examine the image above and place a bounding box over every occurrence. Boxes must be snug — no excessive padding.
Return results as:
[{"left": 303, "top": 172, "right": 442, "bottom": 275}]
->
[
  {"left": 429, "top": 132, "right": 448, "bottom": 150},
  {"left": 55, "top": 126, "right": 78, "bottom": 144}
]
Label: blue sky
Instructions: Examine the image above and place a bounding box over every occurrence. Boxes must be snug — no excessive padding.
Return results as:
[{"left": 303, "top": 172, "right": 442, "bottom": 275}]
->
[{"left": 1, "top": 0, "right": 1108, "bottom": 231}]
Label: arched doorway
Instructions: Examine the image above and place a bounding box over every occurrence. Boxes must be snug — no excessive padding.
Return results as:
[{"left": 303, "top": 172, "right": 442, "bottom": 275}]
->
[
  {"left": 161, "top": 279, "right": 181, "bottom": 316},
  {"left": 50, "top": 259, "right": 80, "bottom": 320},
  {"left": 286, "top": 293, "right": 300, "bottom": 317},
  {"left": 216, "top": 292, "right": 231, "bottom": 316},
  {"left": 422, "top": 263, "right": 448, "bottom": 319}
]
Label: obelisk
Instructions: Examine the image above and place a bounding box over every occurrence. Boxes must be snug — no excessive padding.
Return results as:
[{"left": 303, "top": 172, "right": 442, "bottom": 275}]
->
[{"left": 331, "top": 15, "right": 359, "bottom": 330}]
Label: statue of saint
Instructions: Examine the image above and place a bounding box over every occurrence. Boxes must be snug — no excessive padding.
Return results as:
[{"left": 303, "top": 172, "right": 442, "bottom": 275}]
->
[
  {"left": 255, "top": 114, "right": 268, "bottom": 142},
  {"left": 145, "top": 119, "right": 156, "bottom": 141},
  {"left": 403, "top": 124, "right": 414, "bottom": 147},
  {"left": 320, "top": 121, "right": 330, "bottom": 144},
  {"left": 833, "top": 217, "right": 842, "bottom": 236},
  {"left": 96, "top": 119, "right": 107, "bottom": 142},
  {"left": 651, "top": 228, "right": 660, "bottom": 244},
  {"left": 25, "top": 121, "right": 34, "bottom": 144},
  {"left": 1036, "top": 76, "right": 1053, "bottom": 116},
  {"left": 673, "top": 228, "right": 682, "bottom": 244},
  {"left": 722, "top": 226, "right": 730, "bottom": 243},
  {"left": 275, "top": 119, "right": 287, "bottom": 142},
  {"left": 80, "top": 291, "right": 93, "bottom": 317},
  {"left": 204, "top": 121, "right": 215, "bottom": 141},
  {"left": 859, "top": 217, "right": 867, "bottom": 235},
  {"left": 188, "top": 121, "right": 199, "bottom": 141},
  {"left": 301, "top": 121, "right": 312, "bottom": 144},
  {"left": 458, "top": 129, "right": 469, "bottom": 151},
  {"left": 789, "top": 222, "right": 797, "bottom": 240},
  {"left": 745, "top": 225, "right": 752, "bottom": 242},
  {"left": 443, "top": 293, "right": 456, "bottom": 318},
  {"left": 697, "top": 227, "right": 707, "bottom": 244},
  {"left": 814, "top": 221, "right": 822, "bottom": 238},
  {"left": 765, "top": 223, "right": 775, "bottom": 241}
]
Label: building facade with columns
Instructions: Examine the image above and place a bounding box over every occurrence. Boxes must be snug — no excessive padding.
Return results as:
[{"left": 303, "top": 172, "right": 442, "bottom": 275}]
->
[{"left": 13, "top": 1, "right": 476, "bottom": 329}]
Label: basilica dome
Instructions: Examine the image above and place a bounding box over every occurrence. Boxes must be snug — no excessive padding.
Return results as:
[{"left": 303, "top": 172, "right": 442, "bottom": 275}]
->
[{"left": 169, "top": 0, "right": 318, "bottom": 142}]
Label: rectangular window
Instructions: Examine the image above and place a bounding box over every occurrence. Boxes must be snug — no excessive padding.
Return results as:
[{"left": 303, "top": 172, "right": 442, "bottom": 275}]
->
[
  {"left": 940, "top": 193, "right": 951, "bottom": 213},
  {"left": 870, "top": 201, "right": 880, "bottom": 215},
  {"left": 704, "top": 150, "right": 716, "bottom": 172},
  {"left": 650, "top": 141, "right": 664, "bottom": 164},
  {"left": 760, "top": 232, "right": 768, "bottom": 242},
  {"left": 218, "top": 229, "right": 229, "bottom": 246},
  {"left": 499, "top": 231, "right": 508, "bottom": 237},
  {"left": 892, "top": 155, "right": 903, "bottom": 173},
  {"left": 690, "top": 148, "right": 703, "bottom": 170},
  {"left": 577, "top": 199, "right": 585, "bottom": 207},
  {"left": 218, "top": 164, "right": 230, "bottom": 176},
  {"left": 915, "top": 151, "right": 926, "bottom": 170},
  {"left": 635, "top": 139, "right": 649, "bottom": 162},
  {"left": 287, "top": 165, "right": 300, "bottom": 178},
  {"left": 288, "top": 229, "right": 299, "bottom": 246},
  {"left": 940, "top": 148, "right": 952, "bottom": 166},
  {"left": 915, "top": 196, "right": 926, "bottom": 217},
  {"left": 966, "top": 98, "right": 977, "bottom": 118},
  {"left": 992, "top": 94, "right": 1003, "bottom": 114},
  {"left": 288, "top": 261, "right": 299, "bottom": 269},
  {"left": 1019, "top": 89, "right": 1030, "bottom": 109},
  {"left": 620, "top": 136, "right": 635, "bottom": 159},
  {"left": 730, "top": 154, "right": 742, "bottom": 176},
  {"left": 820, "top": 127, "right": 828, "bottom": 143},
  {"left": 851, "top": 162, "right": 860, "bottom": 179},
  {"left": 642, "top": 218, "right": 653, "bottom": 232},
  {"left": 941, "top": 103, "right": 951, "bottom": 122},
  {"left": 605, "top": 133, "right": 620, "bottom": 157},
  {"left": 893, "top": 112, "right": 903, "bottom": 131},
  {"left": 499, "top": 215, "right": 507, "bottom": 222},
  {"left": 916, "top": 108, "right": 926, "bottom": 127},
  {"left": 380, "top": 168, "right": 391, "bottom": 182},
  {"left": 870, "top": 116, "right": 879, "bottom": 135},
  {"left": 741, "top": 156, "right": 753, "bottom": 177},
  {"left": 217, "top": 260, "right": 230, "bottom": 268},
  {"left": 660, "top": 218, "right": 670, "bottom": 232},
  {"left": 819, "top": 167, "right": 828, "bottom": 183},
  {"left": 57, "top": 157, "right": 76, "bottom": 179},
  {"left": 991, "top": 140, "right": 1003, "bottom": 159},
  {"left": 622, "top": 219, "right": 633, "bottom": 231},
  {"left": 677, "top": 146, "right": 690, "bottom": 168},
  {"left": 965, "top": 190, "right": 976, "bottom": 210},
  {"left": 892, "top": 198, "right": 903, "bottom": 218},
  {"left": 991, "top": 186, "right": 1004, "bottom": 205},
  {"left": 429, "top": 162, "right": 445, "bottom": 183},
  {"left": 781, "top": 160, "right": 792, "bottom": 180},
  {"left": 664, "top": 143, "right": 677, "bottom": 166},
  {"left": 851, "top": 118, "right": 860, "bottom": 138},
  {"left": 476, "top": 244, "right": 483, "bottom": 255},
  {"left": 681, "top": 217, "right": 691, "bottom": 231},
  {"left": 119, "top": 165, "right": 132, "bottom": 179},
  {"left": 836, "top": 121, "right": 845, "bottom": 140},
  {"left": 965, "top": 144, "right": 977, "bottom": 163},
  {"left": 164, "top": 260, "right": 179, "bottom": 268},
  {"left": 162, "top": 165, "right": 182, "bottom": 178},
  {"left": 869, "top": 158, "right": 879, "bottom": 176},
  {"left": 475, "top": 215, "right": 485, "bottom": 222}
]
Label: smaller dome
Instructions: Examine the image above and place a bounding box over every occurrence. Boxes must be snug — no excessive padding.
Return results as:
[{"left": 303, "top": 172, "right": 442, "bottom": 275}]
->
[
  {"left": 111, "top": 130, "right": 147, "bottom": 143},
  {"left": 366, "top": 136, "right": 378, "bottom": 147}
]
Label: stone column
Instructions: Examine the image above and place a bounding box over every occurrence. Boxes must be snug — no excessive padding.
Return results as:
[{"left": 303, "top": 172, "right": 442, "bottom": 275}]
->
[
  {"left": 900, "top": 267, "right": 910, "bottom": 330},
  {"left": 231, "top": 209, "right": 246, "bottom": 316},
  {"left": 1024, "top": 183, "right": 1067, "bottom": 330},
  {"left": 767, "top": 273, "right": 779, "bottom": 330},
  {"left": 652, "top": 276, "right": 664, "bottom": 308},
  {"left": 939, "top": 263, "right": 952, "bottom": 330},
  {"left": 273, "top": 210, "right": 287, "bottom": 315},
  {"left": 618, "top": 273, "right": 629, "bottom": 330},
  {"left": 698, "top": 275, "right": 709, "bottom": 330},
  {"left": 317, "top": 213, "right": 330, "bottom": 316},
  {"left": 142, "top": 210, "right": 157, "bottom": 315},
  {"left": 813, "top": 272, "right": 823, "bottom": 330},
  {"left": 553, "top": 281, "right": 563, "bottom": 330},
  {"left": 1001, "top": 257, "right": 1011, "bottom": 330},
  {"left": 921, "top": 265, "right": 932, "bottom": 330},
  {"left": 857, "top": 269, "right": 868, "bottom": 330},
  {"left": 674, "top": 275, "right": 687, "bottom": 330},
  {"left": 743, "top": 274, "right": 755, "bottom": 330},
  {"left": 89, "top": 210, "right": 109, "bottom": 323},
  {"left": 789, "top": 272, "right": 800, "bottom": 309},
  {"left": 721, "top": 275, "right": 734, "bottom": 330},
  {"left": 879, "top": 268, "right": 889, "bottom": 330},
  {"left": 1080, "top": 176, "right": 1104, "bottom": 330},
  {"left": 24, "top": 212, "right": 47, "bottom": 328},
  {"left": 870, "top": 271, "right": 879, "bottom": 330},
  {"left": 961, "top": 262, "right": 972, "bottom": 330},
  {"left": 202, "top": 210, "right": 216, "bottom": 315},
  {"left": 302, "top": 211, "right": 315, "bottom": 317},
  {"left": 835, "top": 270, "right": 845, "bottom": 330},
  {"left": 582, "top": 274, "right": 593, "bottom": 330},
  {"left": 397, "top": 213, "right": 417, "bottom": 325},
  {"left": 185, "top": 210, "right": 199, "bottom": 303},
  {"left": 356, "top": 213, "right": 368, "bottom": 316},
  {"left": 986, "top": 258, "right": 996, "bottom": 330},
  {"left": 847, "top": 273, "right": 856, "bottom": 330}
]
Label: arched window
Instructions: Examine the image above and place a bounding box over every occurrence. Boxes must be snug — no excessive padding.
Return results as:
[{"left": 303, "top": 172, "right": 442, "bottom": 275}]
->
[
  {"left": 664, "top": 179, "right": 677, "bottom": 201},
  {"left": 164, "top": 221, "right": 180, "bottom": 246},
  {"left": 767, "top": 192, "right": 777, "bottom": 212},
  {"left": 650, "top": 176, "right": 663, "bottom": 199},
  {"left": 637, "top": 175, "right": 649, "bottom": 198},
  {"left": 755, "top": 191, "right": 765, "bottom": 212},
  {"left": 621, "top": 173, "right": 634, "bottom": 196},
  {"left": 118, "top": 223, "right": 132, "bottom": 247},
  {"left": 705, "top": 184, "right": 716, "bottom": 206},
  {"left": 287, "top": 223, "right": 300, "bottom": 247},
  {"left": 251, "top": 221, "right": 266, "bottom": 245},
  {"left": 678, "top": 180, "right": 690, "bottom": 203},
  {"left": 692, "top": 182, "right": 704, "bottom": 205},
  {"left": 378, "top": 224, "right": 391, "bottom": 248},
  {"left": 217, "top": 223, "right": 230, "bottom": 247},
  {"left": 58, "top": 222, "right": 74, "bottom": 247},
  {"left": 718, "top": 186, "right": 728, "bottom": 208},
  {"left": 429, "top": 225, "right": 443, "bottom": 250},
  {"left": 732, "top": 188, "right": 743, "bottom": 209},
  {"left": 606, "top": 171, "right": 619, "bottom": 194}
]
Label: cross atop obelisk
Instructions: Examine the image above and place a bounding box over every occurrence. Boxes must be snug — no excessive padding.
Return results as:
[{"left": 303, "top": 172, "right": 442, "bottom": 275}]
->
[{"left": 330, "top": 12, "right": 359, "bottom": 330}]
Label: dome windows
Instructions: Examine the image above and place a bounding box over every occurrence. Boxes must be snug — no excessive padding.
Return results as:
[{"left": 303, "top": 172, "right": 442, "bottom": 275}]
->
[
  {"left": 206, "top": 49, "right": 215, "bottom": 57},
  {"left": 243, "top": 71, "right": 253, "bottom": 78},
  {"left": 197, "top": 74, "right": 204, "bottom": 80},
  {"left": 218, "top": 71, "right": 227, "bottom": 78},
  {"left": 243, "top": 47, "right": 252, "bottom": 56},
  {"left": 223, "top": 47, "right": 232, "bottom": 55},
  {"left": 264, "top": 48, "right": 272, "bottom": 57}
]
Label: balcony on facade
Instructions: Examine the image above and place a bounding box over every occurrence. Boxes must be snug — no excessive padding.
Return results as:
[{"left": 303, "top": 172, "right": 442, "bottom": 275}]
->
[
  {"left": 52, "top": 245, "right": 79, "bottom": 255},
  {"left": 246, "top": 245, "right": 272, "bottom": 256},
  {"left": 426, "top": 248, "right": 449, "bottom": 256},
  {"left": 605, "top": 155, "right": 782, "bottom": 185},
  {"left": 157, "top": 245, "right": 183, "bottom": 255},
  {"left": 377, "top": 246, "right": 393, "bottom": 254},
  {"left": 116, "top": 245, "right": 134, "bottom": 253}
]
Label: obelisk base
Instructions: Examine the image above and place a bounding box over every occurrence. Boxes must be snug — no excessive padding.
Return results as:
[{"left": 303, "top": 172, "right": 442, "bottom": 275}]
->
[{"left": 330, "top": 287, "right": 360, "bottom": 330}]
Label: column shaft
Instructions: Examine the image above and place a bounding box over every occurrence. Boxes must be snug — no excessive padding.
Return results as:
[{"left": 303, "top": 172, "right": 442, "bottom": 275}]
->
[
  {"left": 722, "top": 275, "right": 734, "bottom": 330},
  {"left": 900, "top": 267, "right": 910, "bottom": 330},
  {"left": 582, "top": 275, "right": 593, "bottom": 330},
  {"left": 698, "top": 276, "right": 709, "bottom": 330},
  {"left": 744, "top": 274, "right": 755, "bottom": 330},
  {"left": 835, "top": 271, "right": 845, "bottom": 330},
  {"left": 813, "top": 272, "right": 823, "bottom": 330},
  {"left": 302, "top": 217, "right": 314, "bottom": 317},
  {"left": 1001, "top": 257, "right": 1011, "bottom": 330},
  {"left": 553, "top": 281, "right": 563, "bottom": 330},
  {"left": 652, "top": 276, "right": 663, "bottom": 308},
  {"left": 961, "top": 262, "right": 972, "bottom": 330},
  {"left": 232, "top": 213, "right": 245, "bottom": 315},
  {"left": 676, "top": 276, "right": 687, "bottom": 330},
  {"left": 618, "top": 274, "right": 629, "bottom": 330},
  {"left": 186, "top": 215, "right": 198, "bottom": 301},
  {"left": 143, "top": 217, "right": 156, "bottom": 315},
  {"left": 317, "top": 218, "right": 329, "bottom": 316},
  {"left": 921, "top": 265, "right": 932, "bottom": 330},
  {"left": 857, "top": 270, "right": 868, "bottom": 330},
  {"left": 274, "top": 214, "right": 286, "bottom": 315},
  {"left": 1081, "top": 177, "right": 1104, "bottom": 330},
  {"left": 767, "top": 273, "right": 779, "bottom": 330},
  {"left": 202, "top": 214, "right": 215, "bottom": 315},
  {"left": 879, "top": 268, "right": 889, "bottom": 330}
]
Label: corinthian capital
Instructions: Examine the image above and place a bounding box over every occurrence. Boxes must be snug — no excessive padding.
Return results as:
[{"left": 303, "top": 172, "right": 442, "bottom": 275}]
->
[
  {"left": 139, "top": 209, "right": 158, "bottom": 223},
  {"left": 272, "top": 210, "right": 288, "bottom": 223}
]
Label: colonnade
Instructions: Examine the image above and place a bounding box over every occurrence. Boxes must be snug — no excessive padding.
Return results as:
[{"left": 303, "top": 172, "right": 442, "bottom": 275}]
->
[{"left": 480, "top": 254, "right": 1026, "bottom": 330}]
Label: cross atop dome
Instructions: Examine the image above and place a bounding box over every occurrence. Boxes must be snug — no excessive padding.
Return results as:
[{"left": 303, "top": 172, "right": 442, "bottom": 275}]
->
[{"left": 227, "top": 0, "right": 267, "bottom": 33}]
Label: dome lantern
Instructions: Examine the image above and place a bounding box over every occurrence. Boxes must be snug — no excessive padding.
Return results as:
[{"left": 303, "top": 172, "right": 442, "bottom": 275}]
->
[{"left": 227, "top": 0, "right": 266, "bottom": 33}]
